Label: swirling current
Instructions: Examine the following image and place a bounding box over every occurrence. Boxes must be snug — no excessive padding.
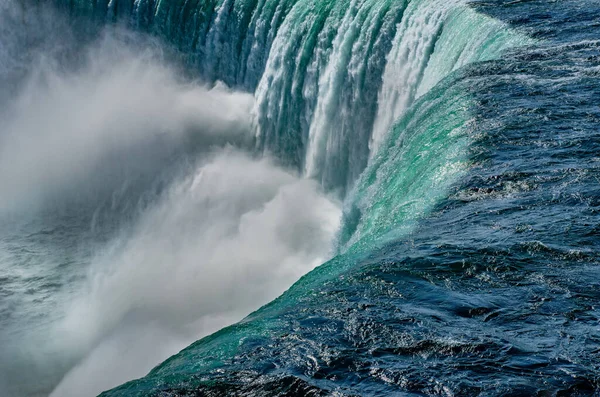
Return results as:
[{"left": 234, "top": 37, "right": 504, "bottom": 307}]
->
[{"left": 0, "top": 0, "right": 599, "bottom": 396}]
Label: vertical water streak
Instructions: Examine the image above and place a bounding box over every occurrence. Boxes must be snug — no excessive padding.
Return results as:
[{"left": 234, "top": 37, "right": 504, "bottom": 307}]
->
[
  {"left": 370, "top": 0, "right": 461, "bottom": 153},
  {"left": 254, "top": 0, "right": 405, "bottom": 193},
  {"left": 370, "top": 1, "right": 530, "bottom": 155}
]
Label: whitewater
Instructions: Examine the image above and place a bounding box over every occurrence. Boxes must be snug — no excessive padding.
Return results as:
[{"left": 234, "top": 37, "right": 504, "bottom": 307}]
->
[
  {"left": 0, "top": 6, "right": 342, "bottom": 395},
  {"left": 1, "top": 0, "right": 599, "bottom": 396}
]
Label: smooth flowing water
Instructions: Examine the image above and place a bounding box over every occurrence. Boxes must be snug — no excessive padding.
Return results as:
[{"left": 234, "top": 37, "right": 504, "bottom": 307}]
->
[{"left": 0, "top": 0, "right": 598, "bottom": 395}]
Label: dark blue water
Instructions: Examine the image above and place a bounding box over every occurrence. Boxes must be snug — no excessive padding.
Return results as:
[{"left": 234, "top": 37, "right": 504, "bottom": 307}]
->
[{"left": 0, "top": 0, "right": 599, "bottom": 396}]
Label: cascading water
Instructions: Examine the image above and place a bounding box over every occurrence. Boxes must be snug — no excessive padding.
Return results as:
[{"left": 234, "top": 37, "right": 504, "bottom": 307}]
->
[
  {"left": 52, "top": 0, "right": 528, "bottom": 194},
  {"left": 2, "top": 0, "right": 600, "bottom": 396}
]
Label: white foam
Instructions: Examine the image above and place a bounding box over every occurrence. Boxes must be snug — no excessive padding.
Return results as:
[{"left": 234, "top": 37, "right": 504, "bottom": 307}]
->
[
  {"left": 0, "top": 31, "right": 254, "bottom": 214},
  {"left": 50, "top": 150, "right": 341, "bottom": 396},
  {"left": 0, "top": 20, "right": 341, "bottom": 396}
]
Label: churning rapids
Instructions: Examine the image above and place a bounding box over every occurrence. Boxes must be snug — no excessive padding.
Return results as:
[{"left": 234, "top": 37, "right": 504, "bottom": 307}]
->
[{"left": 0, "top": 0, "right": 599, "bottom": 396}]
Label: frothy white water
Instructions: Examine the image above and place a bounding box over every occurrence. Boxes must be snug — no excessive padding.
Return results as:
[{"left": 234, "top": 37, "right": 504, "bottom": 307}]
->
[
  {"left": 50, "top": 150, "right": 341, "bottom": 396},
  {"left": 0, "top": 31, "right": 254, "bottom": 214},
  {"left": 0, "top": 14, "right": 341, "bottom": 396}
]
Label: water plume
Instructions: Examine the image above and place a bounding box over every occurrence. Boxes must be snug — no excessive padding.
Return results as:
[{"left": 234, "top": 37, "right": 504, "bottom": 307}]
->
[
  {"left": 51, "top": 150, "right": 341, "bottom": 396},
  {"left": 0, "top": 16, "right": 341, "bottom": 396},
  {"left": 0, "top": 30, "right": 253, "bottom": 215}
]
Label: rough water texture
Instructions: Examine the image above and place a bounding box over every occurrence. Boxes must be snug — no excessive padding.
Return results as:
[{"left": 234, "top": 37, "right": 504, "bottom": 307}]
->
[{"left": 1, "top": 0, "right": 599, "bottom": 396}]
